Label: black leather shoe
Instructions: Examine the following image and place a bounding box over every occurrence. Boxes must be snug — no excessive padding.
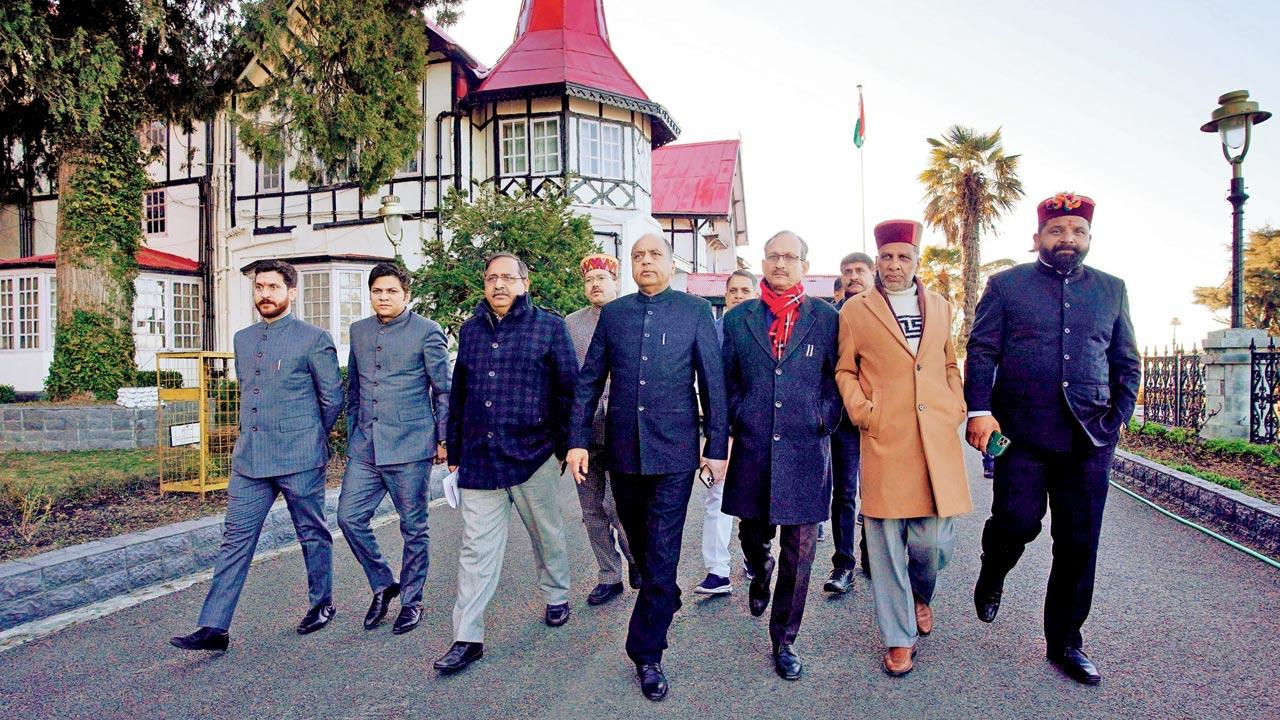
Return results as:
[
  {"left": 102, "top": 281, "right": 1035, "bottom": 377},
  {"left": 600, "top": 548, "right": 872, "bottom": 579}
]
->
[
  {"left": 297, "top": 602, "right": 335, "bottom": 635},
  {"left": 860, "top": 536, "right": 871, "bottom": 575},
  {"left": 434, "top": 641, "right": 484, "bottom": 673},
  {"left": 545, "top": 602, "right": 571, "bottom": 627},
  {"left": 628, "top": 563, "right": 642, "bottom": 590},
  {"left": 392, "top": 604, "right": 422, "bottom": 635},
  {"left": 637, "top": 662, "right": 668, "bottom": 701},
  {"left": 748, "top": 557, "right": 775, "bottom": 617},
  {"left": 169, "top": 627, "right": 228, "bottom": 651},
  {"left": 774, "top": 644, "right": 803, "bottom": 680},
  {"left": 824, "top": 568, "right": 854, "bottom": 594},
  {"left": 587, "top": 582, "right": 625, "bottom": 605},
  {"left": 1048, "top": 647, "right": 1102, "bottom": 685},
  {"left": 973, "top": 567, "right": 1004, "bottom": 623},
  {"left": 364, "top": 583, "right": 401, "bottom": 629}
]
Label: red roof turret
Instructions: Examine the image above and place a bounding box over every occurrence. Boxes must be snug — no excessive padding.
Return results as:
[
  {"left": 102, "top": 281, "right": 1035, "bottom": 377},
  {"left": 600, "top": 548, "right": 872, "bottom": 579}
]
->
[{"left": 472, "top": 0, "right": 679, "bottom": 145}]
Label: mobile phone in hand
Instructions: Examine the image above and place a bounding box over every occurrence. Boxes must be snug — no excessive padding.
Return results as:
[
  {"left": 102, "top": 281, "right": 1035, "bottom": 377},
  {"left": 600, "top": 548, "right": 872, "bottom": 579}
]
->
[
  {"left": 985, "top": 431, "right": 1011, "bottom": 458},
  {"left": 698, "top": 465, "right": 715, "bottom": 488}
]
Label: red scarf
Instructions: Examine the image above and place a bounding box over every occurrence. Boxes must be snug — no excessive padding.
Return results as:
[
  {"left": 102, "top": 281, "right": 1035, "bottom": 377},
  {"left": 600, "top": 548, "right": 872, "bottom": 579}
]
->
[{"left": 759, "top": 280, "right": 805, "bottom": 359}]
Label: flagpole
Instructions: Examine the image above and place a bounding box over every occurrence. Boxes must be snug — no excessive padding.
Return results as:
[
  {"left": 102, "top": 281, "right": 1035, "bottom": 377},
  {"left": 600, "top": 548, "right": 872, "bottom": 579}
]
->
[{"left": 857, "top": 84, "right": 866, "bottom": 253}]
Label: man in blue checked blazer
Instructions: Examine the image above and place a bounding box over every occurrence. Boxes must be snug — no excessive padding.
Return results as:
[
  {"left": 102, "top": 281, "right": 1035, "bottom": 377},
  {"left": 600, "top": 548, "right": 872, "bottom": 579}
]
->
[
  {"left": 171, "top": 259, "right": 343, "bottom": 652},
  {"left": 432, "top": 252, "right": 577, "bottom": 676},
  {"left": 567, "top": 233, "right": 729, "bottom": 702},
  {"left": 337, "top": 263, "right": 451, "bottom": 636}
]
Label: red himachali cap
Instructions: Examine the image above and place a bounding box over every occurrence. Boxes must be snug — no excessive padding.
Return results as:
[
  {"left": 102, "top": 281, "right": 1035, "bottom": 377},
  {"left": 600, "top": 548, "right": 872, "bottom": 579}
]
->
[
  {"left": 873, "top": 219, "right": 923, "bottom": 249},
  {"left": 579, "top": 253, "right": 619, "bottom": 278},
  {"left": 1038, "top": 192, "right": 1095, "bottom": 226}
]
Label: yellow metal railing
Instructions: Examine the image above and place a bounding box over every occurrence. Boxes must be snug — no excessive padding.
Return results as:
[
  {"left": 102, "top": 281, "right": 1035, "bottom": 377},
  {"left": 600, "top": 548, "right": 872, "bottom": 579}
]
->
[{"left": 155, "top": 352, "right": 238, "bottom": 495}]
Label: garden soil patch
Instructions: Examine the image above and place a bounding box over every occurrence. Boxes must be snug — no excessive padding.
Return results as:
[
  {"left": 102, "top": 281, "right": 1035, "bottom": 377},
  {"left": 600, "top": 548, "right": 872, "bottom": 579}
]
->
[
  {"left": 0, "top": 458, "right": 347, "bottom": 564},
  {"left": 1120, "top": 431, "right": 1280, "bottom": 504}
]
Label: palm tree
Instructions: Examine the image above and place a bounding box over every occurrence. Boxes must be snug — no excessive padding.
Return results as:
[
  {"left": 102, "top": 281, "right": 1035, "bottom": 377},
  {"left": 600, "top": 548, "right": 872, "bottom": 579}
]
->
[
  {"left": 919, "top": 245, "right": 1015, "bottom": 346},
  {"left": 919, "top": 126, "right": 1024, "bottom": 348}
]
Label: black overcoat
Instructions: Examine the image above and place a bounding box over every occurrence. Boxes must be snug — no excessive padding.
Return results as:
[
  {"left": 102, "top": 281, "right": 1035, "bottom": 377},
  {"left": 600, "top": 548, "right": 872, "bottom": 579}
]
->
[{"left": 721, "top": 296, "right": 841, "bottom": 524}]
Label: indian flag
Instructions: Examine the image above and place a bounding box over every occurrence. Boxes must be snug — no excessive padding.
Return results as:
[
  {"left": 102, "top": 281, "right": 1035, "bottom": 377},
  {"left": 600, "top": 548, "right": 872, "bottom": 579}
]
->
[{"left": 853, "top": 87, "right": 866, "bottom": 148}]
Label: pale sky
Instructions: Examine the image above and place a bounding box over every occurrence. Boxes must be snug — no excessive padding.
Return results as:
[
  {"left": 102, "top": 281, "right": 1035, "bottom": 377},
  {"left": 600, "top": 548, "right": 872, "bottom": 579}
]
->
[{"left": 448, "top": 0, "right": 1280, "bottom": 351}]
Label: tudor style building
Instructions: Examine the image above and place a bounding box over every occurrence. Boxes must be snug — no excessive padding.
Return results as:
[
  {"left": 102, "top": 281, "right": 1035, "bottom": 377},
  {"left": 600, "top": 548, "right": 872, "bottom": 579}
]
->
[{"left": 0, "top": 0, "right": 750, "bottom": 392}]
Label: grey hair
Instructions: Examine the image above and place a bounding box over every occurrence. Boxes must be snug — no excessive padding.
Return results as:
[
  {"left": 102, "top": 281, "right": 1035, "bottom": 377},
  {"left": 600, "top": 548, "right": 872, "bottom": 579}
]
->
[{"left": 764, "top": 230, "right": 809, "bottom": 260}]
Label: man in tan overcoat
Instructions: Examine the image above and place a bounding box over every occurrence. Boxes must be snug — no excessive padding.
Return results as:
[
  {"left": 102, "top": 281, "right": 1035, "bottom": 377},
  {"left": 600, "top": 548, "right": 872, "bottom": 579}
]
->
[{"left": 835, "top": 219, "right": 971, "bottom": 677}]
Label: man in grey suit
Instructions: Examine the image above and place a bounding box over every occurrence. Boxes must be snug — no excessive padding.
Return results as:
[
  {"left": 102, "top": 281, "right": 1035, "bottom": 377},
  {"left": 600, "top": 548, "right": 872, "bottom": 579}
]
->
[
  {"left": 337, "top": 263, "right": 451, "bottom": 635},
  {"left": 171, "top": 259, "right": 344, "bottom": 651}
]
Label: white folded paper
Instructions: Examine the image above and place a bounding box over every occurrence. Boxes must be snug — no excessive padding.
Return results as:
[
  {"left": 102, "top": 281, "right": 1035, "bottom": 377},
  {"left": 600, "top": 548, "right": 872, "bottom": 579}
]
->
[{"left": 443, "top": 470, "right": 460, "bottom": 509}]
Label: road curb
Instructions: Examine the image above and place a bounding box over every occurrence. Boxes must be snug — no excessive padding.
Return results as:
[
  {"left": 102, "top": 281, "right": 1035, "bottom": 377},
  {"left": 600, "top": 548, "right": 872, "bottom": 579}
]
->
[
  {"left": 1112, "top": 449, "right": 1280, "bottom": 559},
  {"left": 0, "top": 465, "right": 446, "bottom": 632}
]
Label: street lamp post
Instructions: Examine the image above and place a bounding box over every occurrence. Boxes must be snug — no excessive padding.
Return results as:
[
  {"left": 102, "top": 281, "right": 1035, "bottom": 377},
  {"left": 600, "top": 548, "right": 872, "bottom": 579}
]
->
[
  {"left": 1201, "top": 90, "right": 1270, "bottom": 328},
  {"left": 378, "top": 194, "right": 406, "bottom": 262},
  {"left": 1171, "top": 316, "right": 1181, "bottom": 347}
]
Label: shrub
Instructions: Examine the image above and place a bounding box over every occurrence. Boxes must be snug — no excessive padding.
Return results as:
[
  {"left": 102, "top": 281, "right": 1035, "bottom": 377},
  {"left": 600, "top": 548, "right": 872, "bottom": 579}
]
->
[
  {"left": 134, "top": 370, "right": 184, "bottom": 389},
  {"left": 0, "top": 385, "right": 16, "bottom": 403}
]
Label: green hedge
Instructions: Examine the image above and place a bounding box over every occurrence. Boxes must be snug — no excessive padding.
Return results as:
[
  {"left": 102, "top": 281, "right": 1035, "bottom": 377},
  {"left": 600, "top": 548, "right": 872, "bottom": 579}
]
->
[
  {"left": 0, "top": 385, "right": 15, "bottom": 404},
  {"left": 1128, "top": 420, "right": 1280, "bottom": 467},
  {"left": 134, "top": 370, "right": 184, "bottom": 389}
]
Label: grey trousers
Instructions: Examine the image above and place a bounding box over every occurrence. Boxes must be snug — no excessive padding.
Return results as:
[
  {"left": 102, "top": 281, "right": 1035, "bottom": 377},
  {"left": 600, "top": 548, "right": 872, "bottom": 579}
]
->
[
  {"left": 452, "top": 456, "right": 571, "bottom": 643},
  {"left": 863, "top": 516, "right": 955, "bottom": 647},
  {"left": 198, "top": 467, "right": 332, "bottom": 631},
  {"left": 574, "top": 445, "right": 633, "bottom": 585},
  {"left": 337, "top": 457, "right": 432, "bottom": 606}
]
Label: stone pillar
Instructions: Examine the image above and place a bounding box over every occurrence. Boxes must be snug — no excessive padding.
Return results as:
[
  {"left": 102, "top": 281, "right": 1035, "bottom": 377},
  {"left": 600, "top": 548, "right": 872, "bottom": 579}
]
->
[{"left": 1200, "top": 328, "right": 1273, "bottom": 441}]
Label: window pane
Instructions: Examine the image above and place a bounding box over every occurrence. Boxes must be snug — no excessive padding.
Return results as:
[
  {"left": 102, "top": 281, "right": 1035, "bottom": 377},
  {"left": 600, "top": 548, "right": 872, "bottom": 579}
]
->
[
  {"left": 17, "top": 277, "right": 38, "bottom": 349},
  {"left": 602, "top": 124, "right": 623, "bottom": 179},
  {"left": 401, "top": 152, "right": 419, "bottom": 174},
  {"left": 261, "top": 160, "right": 282, "bottom": 191},
  {"left": 302, "top": 272, "right": 331, "bottom": 331},
  {"left": 580, "top": 120, "right": 601, "bottom": 176},
  {"left": 133, "top": 279, "right": 166, "bottom": 350},
  {"left": 146, "top": 121, "right": 166, "bottom": 149},
  {"left": 338, "top": 271, "right": 363, "bottom": 345},
  {"left": 173, "top": 281, "right": 201, "bottom": 349},
  {"left": 144, "top": 189, "right": 166, "bottom": 235},
  {"left": 0, "top": 278, "right": 15, "bottom": 350},
  {"left": 501, "top": 120, "right": 527, "bottom": 176},
  {"left": 531, "top": 118, "right": 560, "bottom": 175}
]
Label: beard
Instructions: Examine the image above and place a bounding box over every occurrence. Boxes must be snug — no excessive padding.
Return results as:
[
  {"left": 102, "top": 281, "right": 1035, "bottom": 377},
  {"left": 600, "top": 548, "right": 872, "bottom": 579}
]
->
[
  {"left": 1039, "top": 245, "right": 1088, "bottom": 273},
  {"left": 256, "top": 297, "right": 290, "bottom": 319}
]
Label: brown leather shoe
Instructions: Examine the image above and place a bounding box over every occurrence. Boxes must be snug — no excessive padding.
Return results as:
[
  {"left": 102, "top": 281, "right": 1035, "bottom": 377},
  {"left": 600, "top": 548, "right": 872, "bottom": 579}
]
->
[
  {"left": 882, "top": 646, "right": 917, "bottom": 677},
  {"left": 914, "top": 599, "right": 933, "bottom": 636}
]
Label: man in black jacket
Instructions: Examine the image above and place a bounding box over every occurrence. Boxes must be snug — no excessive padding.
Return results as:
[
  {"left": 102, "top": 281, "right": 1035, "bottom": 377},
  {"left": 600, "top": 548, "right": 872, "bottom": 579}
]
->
[
  {"left": 964, "top": 193, "right": 1141, "bottom": 685},
  {"left": 568, "top": 233, "right": 728, "bottom": 702}
]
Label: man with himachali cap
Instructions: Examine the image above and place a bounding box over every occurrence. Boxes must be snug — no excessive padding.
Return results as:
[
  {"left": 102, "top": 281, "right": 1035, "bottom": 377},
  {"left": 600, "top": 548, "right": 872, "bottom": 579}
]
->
[
  {"left": 565, "top": 253, "right": 638, "bottom": 607},
  {"left": 835, "top": 220, "right": 971, "bottom": 678},
  {"left": 965, "top": 193, "right": 1140, "bottom": 686}
]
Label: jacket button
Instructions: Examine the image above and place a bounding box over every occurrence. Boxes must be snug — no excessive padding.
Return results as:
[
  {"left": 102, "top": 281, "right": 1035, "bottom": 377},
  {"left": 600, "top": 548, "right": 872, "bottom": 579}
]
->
[
  {"left": 647, "top": 310, "right": 653, "bottom": 316},
  {"left": 252, "top": 388, "right": 259, "bottom": 395},
  {"left": 640, "top": 380, "right": 646, "bottom": 385},
  {"left": 775, "top": 368, "right": 782, "bottom": 376},
  {"left": 773, "top": 434, "right": 780, "bottom": 441},
  {"left": 376, "top": 364, "right": 382, "bottom": 370},
  {"left": 372, "top": 381, "right": 378, "bottom": 387},
  {"left": 255, "top": 370, "right": 260, "bottom": 376},
  {"left": 260, "top": 334, "right": 267, "bottom": 340},
  {"left": 484, "top": 400, "right": 492, "bottom": 407},
  {"left": 1064, "top": 354, "right": 1071, "bottom": 360},
  {"left": 487, "top": 431, "right": 494, "bottom": 439},
  {"left": 256, "top": 352, "right": 263, "bottom": 358},
  {"left": 1064, "top": 328, "right": 1071, "bottom": 334},
  {"left": 373, "top": 417, "right": 378, "bottom": 422},
  {"left": 376, "top": 346, "right": 382, "bottom": 351},
  {"left": 488, "top": 370, "right": 496, "bottom": 377},
  {"left": 492, "top": 343, "right": 499, "bottom": 349},
  {"left": 639, "top": 406, "right": 646, "bottom": 412},
  {"left": 642, "top": 356, "right": 648, "bottom": 361},
  {"left": 251, "top": 407, "right": 258, "bottom": 413},
  {"left": 917, "top": 364, "right": 922, "bottom": 371},
  {"left": 644, "top": 333, "right": 650, "bottom": 338},
  {"left": 1062, "top": 381, "right": 1070, "bottom": 387},
  {"left": 252, "top": 426, "right": 258, "bottom": 432},
  {"left": 1064, "top": 302, "right": 1071, "bottom": 308},
  {"left": 774, "top": 401, "right": 782, "bottom": 408},
  {"left": 372, "top": 399, "right": 378, "bottom": 404},
  {"left": 917, "top": 404, "right": 925, "bottom": 411}
]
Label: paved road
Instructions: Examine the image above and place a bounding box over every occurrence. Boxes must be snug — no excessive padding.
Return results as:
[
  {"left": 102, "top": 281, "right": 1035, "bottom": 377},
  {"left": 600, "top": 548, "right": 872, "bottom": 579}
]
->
[{"left": 2, "top": 448, "right": 1278, "bottom": 720}]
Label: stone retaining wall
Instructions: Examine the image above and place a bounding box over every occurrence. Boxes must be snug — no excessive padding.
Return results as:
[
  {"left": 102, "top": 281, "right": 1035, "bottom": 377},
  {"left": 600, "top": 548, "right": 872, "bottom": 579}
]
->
[
  {"left": 0, "top": 405, "right": 158, "bottom": 452},
  {"left": 0, "top": 467, "right": 446, "bottom": 631},
  {"left": 1111, "top": 450, "right": 1280, "bottom": 558}
]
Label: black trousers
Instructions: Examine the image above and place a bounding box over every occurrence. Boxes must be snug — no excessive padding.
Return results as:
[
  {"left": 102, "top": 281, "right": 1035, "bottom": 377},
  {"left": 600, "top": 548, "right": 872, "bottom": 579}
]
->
[
  {"left": 611, "top": 470, "right": 694, "bottom": 666},
  {"left": 980, "top": 439, "right": 1115, "bottom": 652},
  {"left": 829, "top": 420, "right": 861, "bottom": 571},
  {"left": 739, "top": 519, "right": 819, "bottom": 650}
]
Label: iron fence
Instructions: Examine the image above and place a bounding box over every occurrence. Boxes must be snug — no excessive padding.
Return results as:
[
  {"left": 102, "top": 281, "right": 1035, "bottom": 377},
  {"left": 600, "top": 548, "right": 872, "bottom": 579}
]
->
[
  {"left": 1142, "top": 345, "right": 1206, "bottom": 431},
  {"left": 1249, "top": 337, "right": 1279, "bottom": 444}
]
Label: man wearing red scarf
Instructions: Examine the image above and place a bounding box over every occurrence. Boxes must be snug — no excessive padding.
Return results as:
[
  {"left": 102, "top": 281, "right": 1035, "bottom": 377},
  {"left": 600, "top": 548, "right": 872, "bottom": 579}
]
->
[{"left": 720, "top": 231, "right": 842, "bottom": 680}]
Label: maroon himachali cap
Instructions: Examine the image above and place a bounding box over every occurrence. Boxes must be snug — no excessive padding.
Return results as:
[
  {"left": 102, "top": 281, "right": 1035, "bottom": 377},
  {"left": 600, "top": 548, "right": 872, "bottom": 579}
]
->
[
  {"left": 1037, "top": 192, "right": 1095, "bottom": 226},
  {"left": 873, "top": 219, "right": 924, "bottom": 249}
]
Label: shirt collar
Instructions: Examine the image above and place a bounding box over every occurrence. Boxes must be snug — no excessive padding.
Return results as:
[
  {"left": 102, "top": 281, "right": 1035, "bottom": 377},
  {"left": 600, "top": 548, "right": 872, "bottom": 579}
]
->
[
  {"left": 636, "top": 286, "right": 674, "bottom": 304},
  {"left": 378, "top": 307, "right": 411, "bottom": 327},
  {"left": 1035, "top": 258, "right": 1085, "bottom": 279},
  {"left": 477, "top": 292, "right": 532, "bottom": 325},
  {"left": 262, "top": 310, "right": 294, "bottom": 327}
]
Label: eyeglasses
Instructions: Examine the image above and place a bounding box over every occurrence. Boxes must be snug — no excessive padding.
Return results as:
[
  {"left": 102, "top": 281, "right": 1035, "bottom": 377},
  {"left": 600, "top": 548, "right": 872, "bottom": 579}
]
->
[
  {"left": 764, "top": 253, "right": 803, "bottom": 265},
  {"left": 484, "top": 273, "right": 526, "bottom": 285}
]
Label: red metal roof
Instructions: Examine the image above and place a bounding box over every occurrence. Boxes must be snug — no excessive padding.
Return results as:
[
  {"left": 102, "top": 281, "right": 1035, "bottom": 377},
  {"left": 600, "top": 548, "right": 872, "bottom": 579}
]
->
[
  {"left": 652, "top": 140, "right": 741, "bottom": 216},
  {"left": 478, "top": 0, "right": 648, "bottom": 100},
  {"left": 0, "top": 247, "right": 200, "bottom": 274},
  {"left": 687, "top": 272, "right": 841, "bottom": 300}
]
